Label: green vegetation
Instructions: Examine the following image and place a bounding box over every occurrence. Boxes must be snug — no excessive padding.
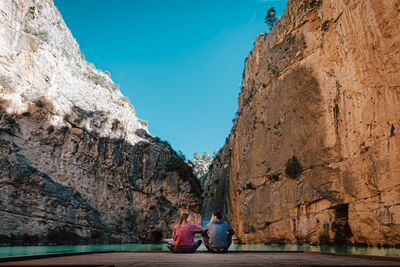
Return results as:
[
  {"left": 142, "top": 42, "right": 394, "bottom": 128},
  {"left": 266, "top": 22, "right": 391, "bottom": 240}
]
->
[
  {"left": 84, "top": 70, "right": 108, "bottom": 87},
  {"left": 265, "top": 6, "right": 278, "bottom": 31},
  {"left": 119, "top": 96, "right": 130, "bottom": 103},
  {"left": 246, "top": 182, "right": 256, "bottom": 190},
  {"left": 61, "top": 48, "right": 72, "bottom": 60},
  {"left": 139, "top": 119, "right": 149, "bottom": 127},
  {"left": 0, "top": 75, "right": 13, "bottom": 92},
  {"left": 390, "top": 124, "right": 395, "bottom": 137},
  {"left": 268, "top": 174, "right": 280, "bottom": 182},
  {"left": 267, "top": 63, "right": 279, "bottom": 75},
  {"left": 152, "top": 137, "right": 201, "bottom": 197},
  {"left": 152, "top": 136, "right": 171, "bottom": 147},
  {"left": 193, "top": 151, "right": 214, "bottom": 162},
  {"left": 83, "top": 69, "right": 119, "bottom": 92},
  {"left": 34, "top": 99, "right": 45, "bottom": 108},
  {"left": 213, "top": 150, "right": 218, "bottom": 158},
  {"left": 321, "top": 20, "right": 330, "bottom": 31},
  {"left": 285, "top": 156, "right": 302, "bottom": 179},
  {"left": 24, "top": 25, "right": 50, "bottom": 43},
  {"left": 166, "top": 153, "right": 192, "bottom": 181},
  {"left": 167, "top": 150, "right": 201, "bottom": 197},
  {"left": 36, "top": 31, "right": 50, "bottom": 43}
]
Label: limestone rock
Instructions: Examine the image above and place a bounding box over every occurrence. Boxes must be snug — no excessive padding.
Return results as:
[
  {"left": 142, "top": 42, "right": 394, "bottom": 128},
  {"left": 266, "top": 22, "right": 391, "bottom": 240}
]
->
[
  {"left": 190, "top": 158, "right": 211, "bottom": 181},
  {"left": 0, "top": 0, "right": 201, "bottom": 244},
  {"left": 201, "top": 144, "right": 231, "bottom": 221},
  {"left": 206, "top": 0, "right": 400, "bottom": 246}
]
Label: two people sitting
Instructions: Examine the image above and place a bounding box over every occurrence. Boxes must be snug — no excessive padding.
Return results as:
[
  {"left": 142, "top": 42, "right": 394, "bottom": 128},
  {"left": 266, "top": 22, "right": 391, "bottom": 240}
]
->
[{"left": 168, "top": 212, "right": 235, "bottom": 253}]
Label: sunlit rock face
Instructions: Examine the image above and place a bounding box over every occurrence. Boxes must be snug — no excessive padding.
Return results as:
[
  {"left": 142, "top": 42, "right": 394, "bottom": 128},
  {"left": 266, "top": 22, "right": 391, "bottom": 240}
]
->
[
  {"left": 0, "top": 0, "right": 201, "bottom": 244},
  {"left": 206, "top": 0, "right": 400, "bottom": 246},
  {"left": 190, "top": 159, "right": 211, "bottom": 181}
]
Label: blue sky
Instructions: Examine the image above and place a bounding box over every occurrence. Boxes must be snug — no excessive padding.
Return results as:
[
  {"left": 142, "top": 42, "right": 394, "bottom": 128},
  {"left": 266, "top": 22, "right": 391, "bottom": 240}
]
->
[{"left": 54, "top": 0, "right": 287, "bottom": 160}]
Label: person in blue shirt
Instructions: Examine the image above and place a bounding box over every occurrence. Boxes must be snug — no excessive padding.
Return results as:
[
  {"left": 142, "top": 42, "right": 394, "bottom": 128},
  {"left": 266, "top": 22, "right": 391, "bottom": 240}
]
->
[{"left": 202, "top": 212, "right": 235, "bottom": 252}]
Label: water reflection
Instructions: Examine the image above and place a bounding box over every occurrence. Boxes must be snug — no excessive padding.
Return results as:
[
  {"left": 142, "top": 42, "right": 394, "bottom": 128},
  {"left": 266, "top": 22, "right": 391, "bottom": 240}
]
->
[
  {"left": 0, "top": 243, "right": 399, "bottom": 258},
  {"left": 0, "top": 244, "right": 167, "bottom": 257}
]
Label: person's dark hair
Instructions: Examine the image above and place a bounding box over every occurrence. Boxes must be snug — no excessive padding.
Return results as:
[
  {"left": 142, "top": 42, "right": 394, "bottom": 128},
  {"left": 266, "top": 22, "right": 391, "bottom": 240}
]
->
[
  {"left": 213, "top": 212, "right": 222, "bottom": 219},
  {"left": 178, "top": 213, "right": 189, "bottom": 225}
]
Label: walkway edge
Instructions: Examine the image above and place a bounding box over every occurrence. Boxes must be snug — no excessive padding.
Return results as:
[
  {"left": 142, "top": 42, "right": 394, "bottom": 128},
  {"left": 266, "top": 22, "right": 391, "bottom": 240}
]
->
[
  {"left": 0, "top": 250, "right": 399, "bottom": 263},
  {"left": 304, "top": 251, "right": 400, "bottom": 262}
]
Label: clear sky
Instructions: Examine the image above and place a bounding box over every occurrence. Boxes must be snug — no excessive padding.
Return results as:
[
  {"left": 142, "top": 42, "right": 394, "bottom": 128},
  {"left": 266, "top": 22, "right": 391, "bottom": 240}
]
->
[{"left": 53, "top": 0, "right": 287, "bottom": 160}]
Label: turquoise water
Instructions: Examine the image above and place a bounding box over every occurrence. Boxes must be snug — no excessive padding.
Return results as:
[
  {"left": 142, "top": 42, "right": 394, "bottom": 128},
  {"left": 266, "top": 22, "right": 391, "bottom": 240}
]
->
[
  {"left": 1, "top": 243, "right": 400, "bottom": 258},
  {"left": 0, "top": 244, "right": 168, "bottom": 258}
]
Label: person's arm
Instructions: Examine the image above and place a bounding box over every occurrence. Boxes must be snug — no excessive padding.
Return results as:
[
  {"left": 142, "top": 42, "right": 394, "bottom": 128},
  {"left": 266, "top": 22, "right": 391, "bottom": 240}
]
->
[
  {"left": 191, "top": 224, "right": 203, "bottom": 234},
  {"left": 201, "top": 224, "right": 209, "bottom": 236},
  {"left": 201, "top": 228, "right": 208, "bottom": 236}
]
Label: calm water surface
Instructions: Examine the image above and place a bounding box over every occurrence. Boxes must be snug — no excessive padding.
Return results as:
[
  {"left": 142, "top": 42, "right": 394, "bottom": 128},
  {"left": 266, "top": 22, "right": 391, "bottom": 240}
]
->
[{"left": 1, "top": 243, "right": 400, "bottom": 258}]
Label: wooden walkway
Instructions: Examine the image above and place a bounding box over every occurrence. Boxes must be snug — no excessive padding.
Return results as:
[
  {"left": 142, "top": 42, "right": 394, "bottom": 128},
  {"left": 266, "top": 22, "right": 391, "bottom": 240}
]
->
[{"left": 1, "top": 251, "right": 400, "bottom": 266}]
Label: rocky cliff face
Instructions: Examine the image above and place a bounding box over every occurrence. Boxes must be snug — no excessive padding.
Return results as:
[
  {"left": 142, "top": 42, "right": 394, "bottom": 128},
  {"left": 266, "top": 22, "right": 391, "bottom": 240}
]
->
[
  {"left": 0, "top": 0, "right": 201, "bottom": 245},
  {"left": 190, "top": 158, "right": 211, "bottom": 182},
  {"left": 206, "top": 0, "right": 400, "bottom": 246},
  {"left": 200, "top": 144, "right": 231, "bottom": 221}
]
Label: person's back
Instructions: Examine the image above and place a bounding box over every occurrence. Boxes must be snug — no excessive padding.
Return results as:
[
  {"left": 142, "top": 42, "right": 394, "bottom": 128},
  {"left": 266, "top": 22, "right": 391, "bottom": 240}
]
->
[
  {"left": 203, "top": 212, "right": 235, "bottom": 252},
  {"left": 173, "top": 223, "right": 202, "bottom": 248},
  {"left": 168, "top": 213, "right": 203, "bottom": 253}
]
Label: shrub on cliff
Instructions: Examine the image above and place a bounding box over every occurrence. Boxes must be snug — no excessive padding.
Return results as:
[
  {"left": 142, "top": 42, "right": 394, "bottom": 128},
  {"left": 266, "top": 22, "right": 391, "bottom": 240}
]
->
[
  {"left": 166, "top": 152, "right": 202, "bottom": 197},
  {"left": 83, "top": 69, "right": 119, "bottom": 92},
  {"left": 166, "top": 152, "right": 191, "bottom": 181},
  {"left": 0, "top": 75, "right": 13, "bottom": 92},
  {"left": 285, "top": 156, "right": 302, "bottom": 179},
  {"left": 152, "top": 137, "right": 201, "bottom": 197}
]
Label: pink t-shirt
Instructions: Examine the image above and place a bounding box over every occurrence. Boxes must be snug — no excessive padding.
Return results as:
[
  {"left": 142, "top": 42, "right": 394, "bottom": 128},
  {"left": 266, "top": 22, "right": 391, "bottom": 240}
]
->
[{"left": 173, "top": 223, "right": 203, "bottom": 248}]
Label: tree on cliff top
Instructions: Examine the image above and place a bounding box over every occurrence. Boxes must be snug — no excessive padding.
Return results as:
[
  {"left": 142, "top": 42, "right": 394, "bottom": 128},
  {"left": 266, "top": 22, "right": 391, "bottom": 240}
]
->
[
  {"left": 193, "top": 151, "right": 213, "bottom": 162},
  {"left": 193, "top": 152, "right": 202, "bottom": 160},
  {"left": 202, "top": 151, "right": 211, "bottom": 161},
  {"left": 265, "top": 6, "right": 277, "bottom": 31}
]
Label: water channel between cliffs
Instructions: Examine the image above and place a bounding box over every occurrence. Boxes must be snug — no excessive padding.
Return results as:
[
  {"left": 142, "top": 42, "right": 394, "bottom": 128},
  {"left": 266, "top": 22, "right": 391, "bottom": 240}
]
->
[{"left": 1, "top": 243, "right": 399, "bottom": 258}]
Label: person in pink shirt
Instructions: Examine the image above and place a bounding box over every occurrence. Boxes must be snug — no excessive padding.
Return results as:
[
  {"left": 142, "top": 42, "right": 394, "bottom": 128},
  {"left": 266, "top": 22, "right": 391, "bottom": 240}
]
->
[{"left": 168, "top": 213, "right": 203, "bottom": 253}]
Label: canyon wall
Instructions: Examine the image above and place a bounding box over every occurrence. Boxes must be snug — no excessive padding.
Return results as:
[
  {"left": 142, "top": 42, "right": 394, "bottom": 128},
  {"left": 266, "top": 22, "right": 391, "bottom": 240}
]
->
[
  {"left": 0, "top": 0, "right": 201, "bottom": 244},
  {"left": 201, "top": 144, "right": 231, "bottom": 221},
  {"left": 206, "top": 0, "right": 400, "bottom": 246}
]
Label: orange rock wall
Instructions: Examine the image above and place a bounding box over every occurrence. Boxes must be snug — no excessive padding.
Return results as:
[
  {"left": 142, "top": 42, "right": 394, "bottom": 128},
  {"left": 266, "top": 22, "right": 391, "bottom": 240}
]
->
[{"left": 228, "top": 0, "right": 400, "bottom": 246}]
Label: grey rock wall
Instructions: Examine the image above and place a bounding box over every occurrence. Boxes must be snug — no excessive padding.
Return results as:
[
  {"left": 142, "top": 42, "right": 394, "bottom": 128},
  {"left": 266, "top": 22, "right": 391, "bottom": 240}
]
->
[
  {"left": 0, "top": 0, "right": 201, "bottom": 245},
  {"left": 201, "top": 144, "right": 231, "bottom": 222}
]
